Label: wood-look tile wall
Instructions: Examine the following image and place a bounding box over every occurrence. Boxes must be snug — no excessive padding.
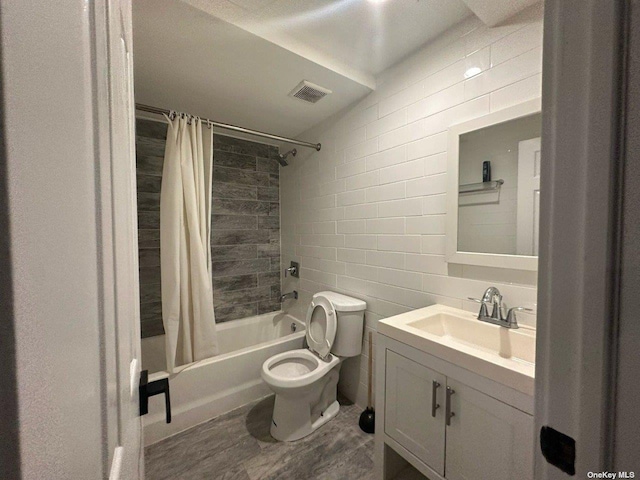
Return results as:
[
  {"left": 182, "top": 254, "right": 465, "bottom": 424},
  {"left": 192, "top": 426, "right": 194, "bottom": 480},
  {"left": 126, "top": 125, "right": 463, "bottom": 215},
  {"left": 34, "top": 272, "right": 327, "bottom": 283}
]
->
[{"left": 136, "top": 119, "right": 281, "bottom": 338}]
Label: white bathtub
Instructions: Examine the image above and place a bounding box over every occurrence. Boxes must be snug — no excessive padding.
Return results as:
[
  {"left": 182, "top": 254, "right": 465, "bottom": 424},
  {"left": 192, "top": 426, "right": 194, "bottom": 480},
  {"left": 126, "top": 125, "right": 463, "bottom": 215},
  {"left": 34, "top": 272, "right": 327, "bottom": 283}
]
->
[{"left": 142, "top": 311, "right": 305, "bottom": 445}]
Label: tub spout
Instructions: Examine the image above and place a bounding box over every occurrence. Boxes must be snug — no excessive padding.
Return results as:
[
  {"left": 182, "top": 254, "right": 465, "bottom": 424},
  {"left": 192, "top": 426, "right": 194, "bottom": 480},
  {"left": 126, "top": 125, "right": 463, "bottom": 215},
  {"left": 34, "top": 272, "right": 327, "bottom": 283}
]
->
[{"left": 280, "top": 291, "right": 298, "bottom": 302}]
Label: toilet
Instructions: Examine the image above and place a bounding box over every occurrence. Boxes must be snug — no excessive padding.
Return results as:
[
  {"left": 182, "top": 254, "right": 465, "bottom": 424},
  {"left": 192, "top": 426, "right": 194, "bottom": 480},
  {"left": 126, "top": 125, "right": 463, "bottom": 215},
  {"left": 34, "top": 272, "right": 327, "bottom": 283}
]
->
[{"left": 261, "top": 291, "right": 366, "bottom": 441}]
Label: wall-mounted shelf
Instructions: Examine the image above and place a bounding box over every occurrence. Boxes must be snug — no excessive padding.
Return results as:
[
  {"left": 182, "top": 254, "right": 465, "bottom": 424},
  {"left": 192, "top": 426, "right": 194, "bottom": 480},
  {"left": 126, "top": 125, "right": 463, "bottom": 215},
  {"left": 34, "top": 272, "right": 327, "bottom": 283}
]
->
[{"left": 459, "top": 179, "right": 504, "bottom": 195}]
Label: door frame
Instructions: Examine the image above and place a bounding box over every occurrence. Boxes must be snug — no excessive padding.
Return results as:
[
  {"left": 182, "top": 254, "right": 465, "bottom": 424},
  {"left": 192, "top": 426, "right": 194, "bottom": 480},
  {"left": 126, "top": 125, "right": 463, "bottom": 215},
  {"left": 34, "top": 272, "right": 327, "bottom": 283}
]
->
[
  {"left": 98, "top": 0, "right": 144, "bottom": 477},
  {"left": 611, "top": 0, "right": 640, "bottom": 470},
  {"left": 535, "top": 0, "right": 629, "bottom": 476},
  {"left": 516, "top": 137, "right": 541, "bottom": 256}
]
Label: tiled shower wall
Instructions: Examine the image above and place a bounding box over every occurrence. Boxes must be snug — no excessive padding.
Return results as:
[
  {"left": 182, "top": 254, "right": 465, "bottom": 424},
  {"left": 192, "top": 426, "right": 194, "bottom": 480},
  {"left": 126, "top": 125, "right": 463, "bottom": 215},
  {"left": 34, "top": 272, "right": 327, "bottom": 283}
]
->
[
  {"left": 136, "top": 119, "right": 281, "bottom": 338},
  {"left": 280, "top": 4, "right": 543, "bottom": 407}
]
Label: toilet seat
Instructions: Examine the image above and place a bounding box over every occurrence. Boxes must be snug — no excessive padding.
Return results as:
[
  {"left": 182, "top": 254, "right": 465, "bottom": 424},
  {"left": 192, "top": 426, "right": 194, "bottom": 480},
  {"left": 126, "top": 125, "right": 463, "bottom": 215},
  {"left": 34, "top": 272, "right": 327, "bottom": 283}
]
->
[
  {"left": 261, "top": 349, "right": 340, "bottom": 390},
  {"left": 305, "top": 295, "right": 337, "bottom": 359}
]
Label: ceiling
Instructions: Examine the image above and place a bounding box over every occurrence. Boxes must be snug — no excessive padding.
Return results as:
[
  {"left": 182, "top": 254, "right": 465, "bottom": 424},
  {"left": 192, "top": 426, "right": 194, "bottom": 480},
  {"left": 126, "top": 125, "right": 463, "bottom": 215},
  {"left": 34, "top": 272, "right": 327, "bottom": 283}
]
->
[
  {"left": 133, "top": 0, "right": 538, "bottom": 140},
  {"left": 133, "top": 0, "right": 373, "bottom": 138},
  {"left": 182, "top": 0, "right": 474, "bottom": 87},
  {"left": 460, "top": 0, "right": 540, "bottom": 27}
]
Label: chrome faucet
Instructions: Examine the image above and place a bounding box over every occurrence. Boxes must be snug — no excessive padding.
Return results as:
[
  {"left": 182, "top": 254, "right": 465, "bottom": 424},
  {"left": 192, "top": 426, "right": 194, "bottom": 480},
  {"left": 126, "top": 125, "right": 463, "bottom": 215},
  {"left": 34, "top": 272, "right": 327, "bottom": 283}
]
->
[
  {"left": 481, "top": 286, "right": 502, "bottom": 320},
  {"left": 284, "top": 261, "right": 299, "bottom": 278},
  {"left": 279, "top": 290, "right": 298, "bottom": 302},
  {"left": 285, "top": 265, "right": 297, "bottom": 277},
  {"left": 469, "top": 287, "right": 532, "bottom": 329}
]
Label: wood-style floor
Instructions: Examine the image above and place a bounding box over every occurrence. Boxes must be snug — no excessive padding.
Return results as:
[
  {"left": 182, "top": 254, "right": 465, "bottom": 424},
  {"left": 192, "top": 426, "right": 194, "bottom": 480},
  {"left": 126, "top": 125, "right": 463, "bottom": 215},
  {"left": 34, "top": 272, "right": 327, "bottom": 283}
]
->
[{"left": 145, "top": 396, "right": 424, "bottom": 480}]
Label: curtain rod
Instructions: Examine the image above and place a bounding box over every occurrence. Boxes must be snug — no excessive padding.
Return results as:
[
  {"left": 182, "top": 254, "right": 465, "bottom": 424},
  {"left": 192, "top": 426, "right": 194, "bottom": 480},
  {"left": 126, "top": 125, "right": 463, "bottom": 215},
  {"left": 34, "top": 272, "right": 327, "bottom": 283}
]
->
[{"left": 135, "top": 103, "right": 321, "bottom": 151}]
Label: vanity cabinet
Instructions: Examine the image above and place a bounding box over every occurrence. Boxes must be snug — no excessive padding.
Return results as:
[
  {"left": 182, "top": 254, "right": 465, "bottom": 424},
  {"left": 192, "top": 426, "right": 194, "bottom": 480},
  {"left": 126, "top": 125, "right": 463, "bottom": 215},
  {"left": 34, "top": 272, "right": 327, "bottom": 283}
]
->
[
  {"left": 445, "top": 379, "right": 533, "bottom": 480},
  {"left": 385, "top": 351, "right": 446, "bottom": 476},
  {"left": 377, "top": 336, "right": 534, "bottom": 480}
]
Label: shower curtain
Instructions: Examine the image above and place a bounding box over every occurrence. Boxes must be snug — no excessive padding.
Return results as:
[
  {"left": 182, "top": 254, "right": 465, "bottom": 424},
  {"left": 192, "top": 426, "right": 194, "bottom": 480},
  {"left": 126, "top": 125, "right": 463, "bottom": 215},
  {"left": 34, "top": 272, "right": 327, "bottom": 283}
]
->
[{"left": 160, "top": 114, "right": 218, "bottom": 371}]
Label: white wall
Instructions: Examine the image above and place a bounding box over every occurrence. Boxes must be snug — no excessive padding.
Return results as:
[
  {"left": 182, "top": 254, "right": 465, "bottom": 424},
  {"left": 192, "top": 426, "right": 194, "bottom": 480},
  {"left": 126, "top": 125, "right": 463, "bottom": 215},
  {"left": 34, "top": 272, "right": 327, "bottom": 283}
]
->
[
  {"left": 280, "top": 4, "right": 544, "bottom": 407},
  {"left": 1, "top": 0, "right": 108, "bottom": 477}
]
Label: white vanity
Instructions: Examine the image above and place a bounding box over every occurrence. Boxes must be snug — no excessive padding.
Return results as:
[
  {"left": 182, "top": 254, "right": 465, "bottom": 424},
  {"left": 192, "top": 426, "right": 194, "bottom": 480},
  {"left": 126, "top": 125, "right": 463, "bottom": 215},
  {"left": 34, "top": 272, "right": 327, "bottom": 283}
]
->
[
  {"left": 373, "top": 99, "right": 541, "bottom": 480},
  {"left": 374, "top": 304, "right": 535, "bottom": 480}
]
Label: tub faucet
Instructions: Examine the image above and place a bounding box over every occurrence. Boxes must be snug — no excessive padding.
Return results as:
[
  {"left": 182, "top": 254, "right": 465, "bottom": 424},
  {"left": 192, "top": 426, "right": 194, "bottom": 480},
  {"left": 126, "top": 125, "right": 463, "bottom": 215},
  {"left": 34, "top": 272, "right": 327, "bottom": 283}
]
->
[{"left": 280, "top": 291, "right": 298, "bottom": 302}]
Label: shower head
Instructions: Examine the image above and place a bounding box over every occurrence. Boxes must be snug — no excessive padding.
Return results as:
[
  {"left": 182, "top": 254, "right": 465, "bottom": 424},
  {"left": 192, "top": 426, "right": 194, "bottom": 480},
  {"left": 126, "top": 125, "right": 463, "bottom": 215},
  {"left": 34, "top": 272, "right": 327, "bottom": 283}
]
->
[{"left": 277, "top": 148, "right": 296, "bottom": 167}]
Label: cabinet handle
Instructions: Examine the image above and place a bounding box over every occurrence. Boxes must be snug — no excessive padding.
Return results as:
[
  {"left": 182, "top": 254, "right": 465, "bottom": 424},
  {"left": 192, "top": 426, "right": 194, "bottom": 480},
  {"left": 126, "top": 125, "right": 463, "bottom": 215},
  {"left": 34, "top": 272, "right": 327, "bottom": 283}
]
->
[
  {"left": 431, "top": 380, "right": 440, "bottom": 417},
  {"left": 446, "top": 386, "right": 455, "bottom": 426}
]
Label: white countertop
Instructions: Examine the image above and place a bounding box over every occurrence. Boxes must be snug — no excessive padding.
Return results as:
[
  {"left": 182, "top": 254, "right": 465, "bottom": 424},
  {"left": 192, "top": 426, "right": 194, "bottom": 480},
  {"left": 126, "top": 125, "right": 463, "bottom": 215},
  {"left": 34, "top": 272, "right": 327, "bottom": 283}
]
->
[{"left": 378, "top": 304, "right": 536, "bottom": 396}]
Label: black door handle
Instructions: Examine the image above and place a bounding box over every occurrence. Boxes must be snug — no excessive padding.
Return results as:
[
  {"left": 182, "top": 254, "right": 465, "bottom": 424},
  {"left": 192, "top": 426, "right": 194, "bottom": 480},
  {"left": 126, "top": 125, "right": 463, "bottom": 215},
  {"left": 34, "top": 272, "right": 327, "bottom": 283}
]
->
[{"left": 139, "top": 369, "right": 171, "bottom": 423}]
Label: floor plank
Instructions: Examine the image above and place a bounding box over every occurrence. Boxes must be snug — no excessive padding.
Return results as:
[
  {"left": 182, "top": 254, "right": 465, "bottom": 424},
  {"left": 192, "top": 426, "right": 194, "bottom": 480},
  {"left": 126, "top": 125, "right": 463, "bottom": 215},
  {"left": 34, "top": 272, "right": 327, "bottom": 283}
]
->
[
  {"left": 145, "top": 396, "right": 377, "bottom": 480},
  {"left": 145, "top": 395, "right": 427, "bottom": 480}
]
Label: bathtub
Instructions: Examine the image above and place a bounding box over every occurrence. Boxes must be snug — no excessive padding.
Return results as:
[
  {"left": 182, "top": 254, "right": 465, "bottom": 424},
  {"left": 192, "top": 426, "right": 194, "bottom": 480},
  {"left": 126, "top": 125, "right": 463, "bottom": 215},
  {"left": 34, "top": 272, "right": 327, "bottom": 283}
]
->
[{"left": 142, "top": 311, "right": 305, "bottom": 445}]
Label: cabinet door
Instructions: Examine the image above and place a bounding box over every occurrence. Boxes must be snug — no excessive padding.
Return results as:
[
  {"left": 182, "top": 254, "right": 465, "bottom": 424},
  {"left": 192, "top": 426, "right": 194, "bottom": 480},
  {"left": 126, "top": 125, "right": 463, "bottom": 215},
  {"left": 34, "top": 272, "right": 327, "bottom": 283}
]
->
[
  {"left": 445, "top": 380, "right": 534, "bottom": 480},
  {"left": 385, "top": 350, "right": 446, "bottom": 475}
]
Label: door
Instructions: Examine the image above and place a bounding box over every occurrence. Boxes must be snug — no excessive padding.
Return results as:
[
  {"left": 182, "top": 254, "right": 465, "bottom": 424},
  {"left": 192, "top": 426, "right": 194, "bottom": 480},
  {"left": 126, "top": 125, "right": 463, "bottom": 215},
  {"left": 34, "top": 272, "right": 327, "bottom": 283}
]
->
[
  {"left": 102, "top": 0, "right": 144, "bottom": 477},
  {"left": 445, "top": 379, "right": 534, "bottom": 480},
  {"left": 385, "top": 351, "right": 446, "bottom": 475},
  {"left": 516, "top": 137, "right": 541, "bottom": 256},
  {"left": 535, "top": 1, "right": 626, "bottom": 476}
]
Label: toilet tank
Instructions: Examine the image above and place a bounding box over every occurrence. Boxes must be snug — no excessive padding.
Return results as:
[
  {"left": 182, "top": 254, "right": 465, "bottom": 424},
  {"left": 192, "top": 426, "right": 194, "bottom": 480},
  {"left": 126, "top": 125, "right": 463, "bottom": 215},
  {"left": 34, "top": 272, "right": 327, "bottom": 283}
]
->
[{"left": 314, "top": 291, "right": 366, "bottom": 358}]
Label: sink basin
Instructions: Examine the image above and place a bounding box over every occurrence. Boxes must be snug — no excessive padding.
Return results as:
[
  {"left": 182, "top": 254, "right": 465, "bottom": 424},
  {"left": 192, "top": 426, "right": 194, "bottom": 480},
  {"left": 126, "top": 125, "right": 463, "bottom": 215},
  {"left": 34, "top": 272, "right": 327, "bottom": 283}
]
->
[
  {"left": 407, "top": 313, "right": 535, "bottom": 364},
  {"left": 378, "top": 305, "right": 536, "bottom": 395}
]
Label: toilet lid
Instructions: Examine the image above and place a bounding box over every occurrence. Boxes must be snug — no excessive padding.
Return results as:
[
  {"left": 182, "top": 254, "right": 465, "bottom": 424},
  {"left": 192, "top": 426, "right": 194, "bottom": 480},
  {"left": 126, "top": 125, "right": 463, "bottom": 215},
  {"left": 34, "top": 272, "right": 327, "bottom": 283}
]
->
[{"left": 305, "top": 295, "right": 337, "bottom": 358}]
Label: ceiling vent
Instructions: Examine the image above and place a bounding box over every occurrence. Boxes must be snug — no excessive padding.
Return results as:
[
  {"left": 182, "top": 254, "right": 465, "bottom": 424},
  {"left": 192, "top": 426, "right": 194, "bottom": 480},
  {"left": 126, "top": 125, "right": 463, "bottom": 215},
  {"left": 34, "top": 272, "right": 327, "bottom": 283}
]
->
[{"left": 289, "top": 80, "right": 332, "bottom": 104}]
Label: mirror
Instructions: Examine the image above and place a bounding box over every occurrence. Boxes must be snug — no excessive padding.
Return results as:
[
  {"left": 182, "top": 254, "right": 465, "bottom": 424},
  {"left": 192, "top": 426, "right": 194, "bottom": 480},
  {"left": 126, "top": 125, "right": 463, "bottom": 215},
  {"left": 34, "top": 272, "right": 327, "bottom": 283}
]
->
[{"left": 446, "top": 99, "right": 541, "bottom": 271}]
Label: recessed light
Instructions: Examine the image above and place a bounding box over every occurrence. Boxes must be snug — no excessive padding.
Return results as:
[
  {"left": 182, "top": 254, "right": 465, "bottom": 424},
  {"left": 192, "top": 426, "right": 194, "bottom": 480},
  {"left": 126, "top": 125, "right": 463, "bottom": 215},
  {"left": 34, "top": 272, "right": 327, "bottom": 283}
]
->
[
  {"left": 464, "top": 67, "right": 482, "bottom": 79},
  {"left": 368, "top": 0, "right": 388, "bottom": 4}
]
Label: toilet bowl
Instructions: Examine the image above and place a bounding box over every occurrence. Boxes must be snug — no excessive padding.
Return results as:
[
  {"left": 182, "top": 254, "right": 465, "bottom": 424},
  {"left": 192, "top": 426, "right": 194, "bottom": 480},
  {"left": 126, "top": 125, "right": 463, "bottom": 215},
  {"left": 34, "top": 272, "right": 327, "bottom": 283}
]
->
[
  {"left": 262, "top": 349, "right": 342, "bottom": 441},
  {"left": 261, "top": 291, "right": 366, "bottom": 441}
]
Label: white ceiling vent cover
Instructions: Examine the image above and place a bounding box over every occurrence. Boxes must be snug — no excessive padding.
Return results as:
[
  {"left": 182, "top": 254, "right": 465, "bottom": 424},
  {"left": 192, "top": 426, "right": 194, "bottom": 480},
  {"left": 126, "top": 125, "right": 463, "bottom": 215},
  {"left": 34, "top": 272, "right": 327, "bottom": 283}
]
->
[{"left": 289, "top": 80, "right": 332, "bottom": 104}]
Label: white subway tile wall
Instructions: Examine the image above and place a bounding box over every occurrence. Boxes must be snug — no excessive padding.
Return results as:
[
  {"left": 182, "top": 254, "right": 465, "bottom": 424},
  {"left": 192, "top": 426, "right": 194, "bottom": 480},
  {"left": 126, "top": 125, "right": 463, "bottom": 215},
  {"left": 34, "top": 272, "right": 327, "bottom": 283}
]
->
[{"left": 281, "top": 5, "right": 543, "bottom": 407}]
